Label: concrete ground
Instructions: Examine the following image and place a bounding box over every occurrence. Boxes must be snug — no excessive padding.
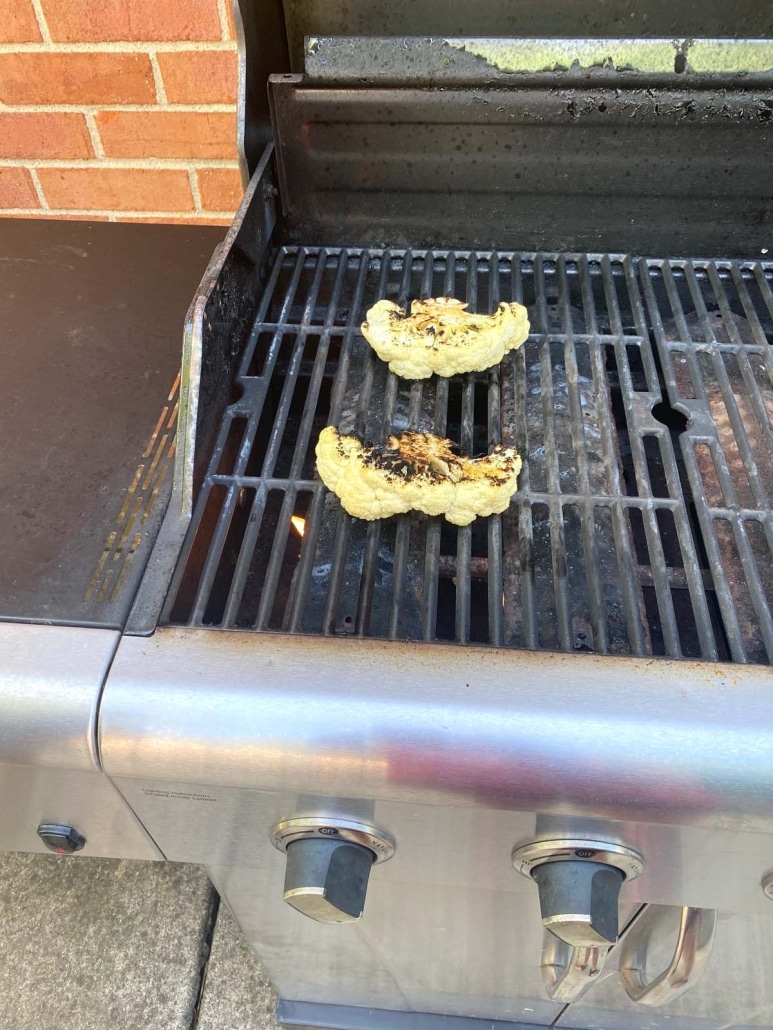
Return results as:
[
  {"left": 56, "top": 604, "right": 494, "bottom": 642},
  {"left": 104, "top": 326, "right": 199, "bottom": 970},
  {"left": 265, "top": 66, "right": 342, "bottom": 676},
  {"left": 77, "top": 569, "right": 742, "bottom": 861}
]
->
[{"left": 0, "top": 852, "right": 281, "bottom": 1030}]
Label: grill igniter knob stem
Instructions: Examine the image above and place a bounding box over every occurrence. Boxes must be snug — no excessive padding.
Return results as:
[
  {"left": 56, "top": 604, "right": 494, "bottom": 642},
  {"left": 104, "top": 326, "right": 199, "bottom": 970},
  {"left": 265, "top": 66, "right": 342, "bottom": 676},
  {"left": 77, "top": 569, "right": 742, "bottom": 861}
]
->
[
  {"left": 271, "top": 817, "right": 396, "bottom": 925},
  {"left": 513, "top": 839, "right": 645, "bottom": 949}
]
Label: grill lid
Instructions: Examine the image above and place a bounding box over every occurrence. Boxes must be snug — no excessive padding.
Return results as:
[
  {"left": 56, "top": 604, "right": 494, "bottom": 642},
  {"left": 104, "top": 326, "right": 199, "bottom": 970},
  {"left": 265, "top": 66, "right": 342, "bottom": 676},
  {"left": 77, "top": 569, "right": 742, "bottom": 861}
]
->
[{"left": 162, "top": 246, "right": 773, "bottom": 665}]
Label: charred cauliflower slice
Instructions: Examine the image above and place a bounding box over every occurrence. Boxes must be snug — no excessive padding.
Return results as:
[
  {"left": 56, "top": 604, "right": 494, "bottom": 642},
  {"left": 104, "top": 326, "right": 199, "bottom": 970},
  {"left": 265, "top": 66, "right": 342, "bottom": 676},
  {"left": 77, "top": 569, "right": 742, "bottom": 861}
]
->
[
  {"left": 316, "top": 426, "right": 521, "bottom": 526},
  {"left": 361, "top": 297, "right": 529, "bottom": 379}
]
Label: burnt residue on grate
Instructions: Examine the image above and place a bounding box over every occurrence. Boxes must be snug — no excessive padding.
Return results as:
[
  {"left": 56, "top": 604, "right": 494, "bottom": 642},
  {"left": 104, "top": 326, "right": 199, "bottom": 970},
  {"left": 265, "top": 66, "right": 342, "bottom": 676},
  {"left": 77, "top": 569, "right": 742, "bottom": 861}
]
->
[{"left": 163, "top": 247, "right": 773, "bottom": 664}]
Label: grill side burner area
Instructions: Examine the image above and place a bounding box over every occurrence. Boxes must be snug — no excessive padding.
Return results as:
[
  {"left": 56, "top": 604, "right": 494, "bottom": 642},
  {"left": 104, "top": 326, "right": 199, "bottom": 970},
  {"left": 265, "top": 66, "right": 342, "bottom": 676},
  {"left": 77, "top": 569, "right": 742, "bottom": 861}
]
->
[{"left": 162, "top": 247, "right": 773, "bottom": 664}]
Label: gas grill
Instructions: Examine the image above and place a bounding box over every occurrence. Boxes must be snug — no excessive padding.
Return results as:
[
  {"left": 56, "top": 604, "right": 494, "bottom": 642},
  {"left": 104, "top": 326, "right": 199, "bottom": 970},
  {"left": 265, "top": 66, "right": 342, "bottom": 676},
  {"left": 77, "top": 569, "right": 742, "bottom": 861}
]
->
[{"left": 21, "top": 1, "right": 773, "bottom": 1027}]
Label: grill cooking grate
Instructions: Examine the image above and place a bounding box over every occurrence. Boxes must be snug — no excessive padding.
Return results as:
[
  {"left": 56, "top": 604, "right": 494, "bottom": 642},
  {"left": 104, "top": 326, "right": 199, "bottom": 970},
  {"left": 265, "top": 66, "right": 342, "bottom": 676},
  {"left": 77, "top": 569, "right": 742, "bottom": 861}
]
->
[{"left": 164, "top": 247, "right": 773, "bottom": 663}]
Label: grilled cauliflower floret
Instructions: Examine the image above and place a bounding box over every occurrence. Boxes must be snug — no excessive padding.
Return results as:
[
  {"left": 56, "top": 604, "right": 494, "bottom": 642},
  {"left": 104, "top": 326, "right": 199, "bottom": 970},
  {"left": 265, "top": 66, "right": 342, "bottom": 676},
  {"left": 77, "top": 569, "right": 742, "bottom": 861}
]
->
[
  {"left": 316, "top": 426, "right": 521, "bottom": 526},
  {"left": 361, "top": 297, "right": 529, "bottom": 379}
]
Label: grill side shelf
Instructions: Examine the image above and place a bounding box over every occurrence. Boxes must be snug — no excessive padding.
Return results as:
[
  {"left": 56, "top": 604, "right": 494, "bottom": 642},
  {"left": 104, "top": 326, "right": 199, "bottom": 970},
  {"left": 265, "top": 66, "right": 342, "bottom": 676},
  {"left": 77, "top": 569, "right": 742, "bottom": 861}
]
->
[{"left": 161, "top": 247, "right": 773, "bottom": 665}]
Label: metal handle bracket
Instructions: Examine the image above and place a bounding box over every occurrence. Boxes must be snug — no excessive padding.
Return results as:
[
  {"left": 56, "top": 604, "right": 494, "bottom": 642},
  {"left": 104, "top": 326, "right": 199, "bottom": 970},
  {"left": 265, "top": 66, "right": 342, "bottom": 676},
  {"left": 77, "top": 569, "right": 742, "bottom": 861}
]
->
[
  {"left": 541, "top": 932, "right": 611, "bottom": 1003},
  {"left": 619, "top": 905, "right": 717, "bottom": 1007}
]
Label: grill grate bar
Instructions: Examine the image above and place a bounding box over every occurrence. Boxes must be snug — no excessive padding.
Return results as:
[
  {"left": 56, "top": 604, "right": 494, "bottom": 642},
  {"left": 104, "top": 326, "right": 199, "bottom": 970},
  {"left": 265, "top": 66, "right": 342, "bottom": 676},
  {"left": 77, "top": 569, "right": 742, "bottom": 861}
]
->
[
  {"left": 561, "top": 255, "right": 607, "bottom": 652},
  {"left": 583, "top": 258, "right": 647, "bottom": 653},
  {"left": 286, "top": 251, "right": 373, "bottom": 633},
  {"left": 421, "top": 253, "right": 456, "bottom": 641},
  {"left": 189, "top": 483, "right": 239, "bottom": 624},
  {"left": 164, "top": 247, "right": 773, "bottom": 665}
]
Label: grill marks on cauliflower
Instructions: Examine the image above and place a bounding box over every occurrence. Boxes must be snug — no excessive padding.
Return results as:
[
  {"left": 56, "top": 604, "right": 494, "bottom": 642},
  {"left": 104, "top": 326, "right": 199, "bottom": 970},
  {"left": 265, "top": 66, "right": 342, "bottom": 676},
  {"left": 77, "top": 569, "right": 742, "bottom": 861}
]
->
[
  {"left": 361, "top": 297, "right": 530, "bottom": 379},
  {"left": 316, "top": 427, "right": 521, "bottom": 526}
]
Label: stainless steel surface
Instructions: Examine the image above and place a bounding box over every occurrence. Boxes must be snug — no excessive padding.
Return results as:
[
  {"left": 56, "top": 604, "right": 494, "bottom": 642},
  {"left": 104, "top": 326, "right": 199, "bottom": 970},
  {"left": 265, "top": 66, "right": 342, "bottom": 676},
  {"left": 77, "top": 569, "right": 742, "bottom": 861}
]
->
[
  {"left": 106, "top": 777, "right": 564, "bottom": 1023},
  {"left": 0, "top": 765, "right": 162, "bottom": 860},
  {"left": 541, "top": 934, "right": 609, "bottom": 1004},
  {"left": 512, "top": 840, "right": 645, "bottom": 880},
  {"left": 619, "top": 905, "right": 717, "bottom": 1007},
  {"left": 304, "top": 36, "right": 773, "bottom": 86},
  {"left": 0, "top": 624, "right": 161, "bottom": 859},
  {"left": 277, "top": 1000, "right": 550, "bottom": 1030},
  {"left": 102, "top": 628, "right": 773, "bottom": 836},
  {"left": 0, "top": 623, "right": 117, "bottom": 770},
  {"left": 162, "top": 248, "right": 773, "bottom": 659},
  {"left": 562, "top": 907, "right": 773, "bottom": 1028},
  {"left": 271, "top": 817, "right": 396, "bottom": 862}
]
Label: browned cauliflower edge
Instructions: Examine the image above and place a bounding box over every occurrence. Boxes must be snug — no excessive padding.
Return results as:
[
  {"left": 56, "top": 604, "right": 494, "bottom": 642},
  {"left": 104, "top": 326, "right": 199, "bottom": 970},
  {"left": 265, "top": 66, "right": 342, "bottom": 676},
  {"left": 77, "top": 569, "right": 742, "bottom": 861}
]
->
[
  {"left": 315, "top": 426, "right": 522, "bottom": 527},
  {"left": 361, "top": 297, "right": 530, "bottom": 379}
]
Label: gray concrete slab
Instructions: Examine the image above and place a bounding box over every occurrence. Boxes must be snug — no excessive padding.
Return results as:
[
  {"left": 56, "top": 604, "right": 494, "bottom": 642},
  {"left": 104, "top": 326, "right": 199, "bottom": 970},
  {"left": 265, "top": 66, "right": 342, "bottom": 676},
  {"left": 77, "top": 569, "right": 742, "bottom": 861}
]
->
[
  {"left": 197, "top": 903, "right": 281, "bottom": 1030},
  {"left": 0, "top": 852, "right": 214, "bottom": 1030}
]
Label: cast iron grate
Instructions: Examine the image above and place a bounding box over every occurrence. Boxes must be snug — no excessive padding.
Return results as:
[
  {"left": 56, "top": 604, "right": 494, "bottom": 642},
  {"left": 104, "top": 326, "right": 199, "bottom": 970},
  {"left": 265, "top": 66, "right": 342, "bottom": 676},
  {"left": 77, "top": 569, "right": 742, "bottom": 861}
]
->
[{"left": 163, "top": 247, "right": 773, "bottom": 663}]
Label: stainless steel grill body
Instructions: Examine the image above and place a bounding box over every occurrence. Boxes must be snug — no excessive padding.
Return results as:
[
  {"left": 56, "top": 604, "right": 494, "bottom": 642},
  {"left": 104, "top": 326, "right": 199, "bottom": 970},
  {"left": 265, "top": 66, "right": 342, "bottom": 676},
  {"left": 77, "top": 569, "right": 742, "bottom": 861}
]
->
[
  {"left": 102, "top": 628, "right": 773, "bottom": 1027},
  {"left": 101, "top": 6, "right": 773, "bottom": 1028}
]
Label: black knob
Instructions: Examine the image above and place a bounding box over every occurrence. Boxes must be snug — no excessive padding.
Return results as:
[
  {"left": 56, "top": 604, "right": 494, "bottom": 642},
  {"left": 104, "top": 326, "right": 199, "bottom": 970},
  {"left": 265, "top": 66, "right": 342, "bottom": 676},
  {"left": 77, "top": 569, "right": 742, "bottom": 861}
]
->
[
  {"left": 37, "top": 824, "right": 86, "bottom": 855},
  {"left": 283, "top": 837, "right": 375, "bottom": 923},
  {"left": 532, "top": 860, "right": 625, "bottom": 948}
]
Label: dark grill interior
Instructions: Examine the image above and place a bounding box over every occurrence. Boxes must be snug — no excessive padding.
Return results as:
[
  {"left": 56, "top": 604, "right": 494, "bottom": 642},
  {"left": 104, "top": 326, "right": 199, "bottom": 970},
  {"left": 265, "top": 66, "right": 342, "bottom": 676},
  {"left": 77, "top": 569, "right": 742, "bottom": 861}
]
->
[{"left": 164, "top": 247, "right": 773, "bottom": 664}]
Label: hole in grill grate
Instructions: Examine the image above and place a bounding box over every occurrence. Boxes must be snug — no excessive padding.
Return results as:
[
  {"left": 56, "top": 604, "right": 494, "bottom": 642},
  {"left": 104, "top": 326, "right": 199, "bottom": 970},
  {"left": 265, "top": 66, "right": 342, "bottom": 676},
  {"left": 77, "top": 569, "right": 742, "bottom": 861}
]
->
[{"left": 163, "top": 248, "right": 773, "bottom": 665}]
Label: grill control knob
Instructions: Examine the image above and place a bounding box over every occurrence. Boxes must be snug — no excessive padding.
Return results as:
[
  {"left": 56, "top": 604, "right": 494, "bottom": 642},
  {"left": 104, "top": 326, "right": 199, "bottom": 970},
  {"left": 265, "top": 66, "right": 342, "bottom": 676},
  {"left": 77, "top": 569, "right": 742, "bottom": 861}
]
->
[
  {"left": 533, "top": 860, "right": 624, "bottom": 947},
  {"left": 271, "top": 817, "right": 396, "bottom": 925},
  {"left": 513, "top": 839, "right": 645, "bottom": 949},
  {"left": 284, "top": 837, "right": 375, "bottom": 923}
]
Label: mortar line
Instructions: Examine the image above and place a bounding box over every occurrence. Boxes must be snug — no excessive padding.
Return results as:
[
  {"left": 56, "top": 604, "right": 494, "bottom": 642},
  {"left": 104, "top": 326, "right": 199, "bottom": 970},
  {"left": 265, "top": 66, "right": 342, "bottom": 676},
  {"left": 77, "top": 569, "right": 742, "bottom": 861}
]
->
[
  {"left": 28, "top": 0, "right": 52, "bottom": 43},
  {"left": 27, "top": 168, "right": 49, "bottom": 208},
  {"left": 83, "top": 112, "right": 106, "bottom": 158},
  {"left": 0, "top": 206, "right": 234, "bottom": 217},
  {"left": 188, "top": 168, "right": 203, "bottom": 212},
  {"left": 0, "top": 103, "right": 236, "bottom": 113},
  {"left": 148, "top": 51, "right": 169, "bottom": 104},
  {"left": 217, "top": 0, "right": 231, "bottom": 40},
  {"left": 0, "top": 158, "right": 240, "bottom": 168},
  {"left": 0, "top": 41, "right": 237, "bottom": 53}
]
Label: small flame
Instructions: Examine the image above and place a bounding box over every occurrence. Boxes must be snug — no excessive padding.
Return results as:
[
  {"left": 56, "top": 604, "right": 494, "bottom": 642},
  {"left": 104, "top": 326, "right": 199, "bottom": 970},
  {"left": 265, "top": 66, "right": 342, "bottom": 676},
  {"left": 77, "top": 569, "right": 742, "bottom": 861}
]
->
[{"left": 291, "top": 516, "right": 306, "bottom": 537}]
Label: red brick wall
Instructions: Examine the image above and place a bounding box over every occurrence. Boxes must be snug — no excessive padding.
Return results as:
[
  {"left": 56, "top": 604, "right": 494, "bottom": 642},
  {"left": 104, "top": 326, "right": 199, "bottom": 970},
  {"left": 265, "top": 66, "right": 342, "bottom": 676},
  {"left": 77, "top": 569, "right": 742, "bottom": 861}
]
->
[{"left": 0, "top": 0, "right": 243, "bottom": 223}]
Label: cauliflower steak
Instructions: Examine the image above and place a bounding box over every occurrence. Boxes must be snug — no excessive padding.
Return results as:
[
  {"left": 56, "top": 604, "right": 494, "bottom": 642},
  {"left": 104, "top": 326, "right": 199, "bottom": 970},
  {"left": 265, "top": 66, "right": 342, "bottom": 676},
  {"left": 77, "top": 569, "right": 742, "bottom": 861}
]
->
[
  {"left": 361, "top": 297, "right": 529, "bottom": 379},
  {"left": 316, "top": 426, "right": 521, "bottom": 526}
]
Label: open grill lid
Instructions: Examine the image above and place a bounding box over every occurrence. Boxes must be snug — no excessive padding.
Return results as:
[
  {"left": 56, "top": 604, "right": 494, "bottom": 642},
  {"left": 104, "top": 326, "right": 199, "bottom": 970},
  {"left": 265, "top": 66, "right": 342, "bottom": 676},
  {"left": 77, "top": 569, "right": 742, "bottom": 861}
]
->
[{"left": 234, "top": 2, "right": 773, "bottom": 255}]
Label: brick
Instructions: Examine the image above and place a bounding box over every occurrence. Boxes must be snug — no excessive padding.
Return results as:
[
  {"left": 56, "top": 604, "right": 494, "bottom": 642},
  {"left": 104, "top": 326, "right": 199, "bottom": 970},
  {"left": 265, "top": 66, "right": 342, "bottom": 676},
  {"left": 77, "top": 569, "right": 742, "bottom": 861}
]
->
[
  {"left": 0, "top": 167, "right": 39, "bottom": 209},
  {"left": 0, "top": 0, "right": 42, "bottom": 43},
  {"left": 156, "top": 50, "right": 237, "bottom": 104},
  {"left": 41, "top": 0, "right": 221, "bottom": 42},
  {"left": 0, "top": 53, "right": 155, "bottom": 105},
  {"left": 0, "top": 113, "right": 93, "bottom": 159},
  {"left": 95, "top": 110, "right": 237, "bottom": 159},
  {"left": 197, "top": 166, "right": 242, "bottom": 211},
  {"left": 36, "top": 167, "right": 194, "bottom": 212}
]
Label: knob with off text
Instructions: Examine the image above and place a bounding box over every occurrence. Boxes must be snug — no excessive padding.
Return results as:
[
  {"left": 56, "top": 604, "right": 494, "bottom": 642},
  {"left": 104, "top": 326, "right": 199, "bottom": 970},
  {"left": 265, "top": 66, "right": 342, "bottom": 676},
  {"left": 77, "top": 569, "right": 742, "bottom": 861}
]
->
[{"left": 271, "top": 817, "right": 396, "bottom": 925}]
